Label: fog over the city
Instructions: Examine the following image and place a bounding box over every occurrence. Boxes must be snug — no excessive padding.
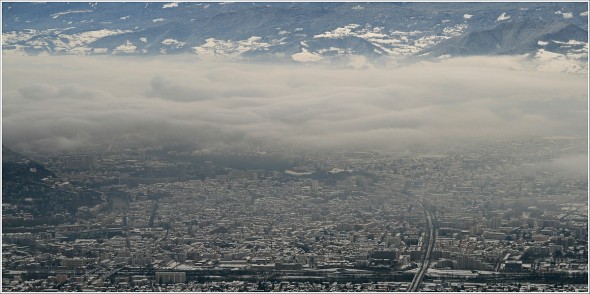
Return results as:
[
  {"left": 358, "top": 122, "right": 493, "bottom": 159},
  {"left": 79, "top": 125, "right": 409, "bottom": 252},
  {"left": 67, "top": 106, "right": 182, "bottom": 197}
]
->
[{"left": 3, "top": 55, "right": 587, "bottom": 157}]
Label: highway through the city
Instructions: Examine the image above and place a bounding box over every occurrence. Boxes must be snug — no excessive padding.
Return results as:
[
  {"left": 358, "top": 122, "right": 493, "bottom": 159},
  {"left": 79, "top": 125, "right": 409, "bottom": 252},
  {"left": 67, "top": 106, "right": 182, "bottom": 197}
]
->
[{"left": 408, "top": 199, "right": 435, "bottom": 292}]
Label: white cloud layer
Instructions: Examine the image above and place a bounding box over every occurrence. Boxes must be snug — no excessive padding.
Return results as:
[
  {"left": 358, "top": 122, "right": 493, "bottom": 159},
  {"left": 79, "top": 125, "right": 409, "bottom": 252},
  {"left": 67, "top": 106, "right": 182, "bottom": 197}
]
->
[{"left": 2, "top": 55, "right": 588, "bottom": 153}]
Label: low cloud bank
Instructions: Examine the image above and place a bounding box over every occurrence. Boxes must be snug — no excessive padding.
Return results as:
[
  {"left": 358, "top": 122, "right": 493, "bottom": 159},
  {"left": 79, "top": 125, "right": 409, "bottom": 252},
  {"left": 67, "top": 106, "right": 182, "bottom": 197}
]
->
[{"left": 2, "top": 55, "right": 587, "bottom": 153}]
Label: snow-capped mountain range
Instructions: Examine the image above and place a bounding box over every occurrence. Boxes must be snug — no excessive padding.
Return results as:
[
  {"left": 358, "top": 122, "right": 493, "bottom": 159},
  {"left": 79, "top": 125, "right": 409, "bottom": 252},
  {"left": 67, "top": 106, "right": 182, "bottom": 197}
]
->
[{"left": 2, "top": 2, "right": 588, "bottom": 72}]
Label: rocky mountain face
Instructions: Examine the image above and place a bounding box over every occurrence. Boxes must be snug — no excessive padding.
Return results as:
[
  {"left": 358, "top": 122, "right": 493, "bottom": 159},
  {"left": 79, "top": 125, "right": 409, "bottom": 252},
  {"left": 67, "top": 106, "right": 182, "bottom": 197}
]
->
[{"left": 2, "top": 2, "right": 588, "bottom": 71}]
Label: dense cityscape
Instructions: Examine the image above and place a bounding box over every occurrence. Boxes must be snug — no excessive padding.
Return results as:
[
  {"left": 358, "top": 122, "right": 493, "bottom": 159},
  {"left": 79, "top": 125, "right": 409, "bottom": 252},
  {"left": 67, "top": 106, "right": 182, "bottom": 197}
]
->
[
  {"left": 2, "top": 136, "right": 587, "bottom": 292},
  {"left": 2, "top": 1, "right": 589, "bottom": 292}
]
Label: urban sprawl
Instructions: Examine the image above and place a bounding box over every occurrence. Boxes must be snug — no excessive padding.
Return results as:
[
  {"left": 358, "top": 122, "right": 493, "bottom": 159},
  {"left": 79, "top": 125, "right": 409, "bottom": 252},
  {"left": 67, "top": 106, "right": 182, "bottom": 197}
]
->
[{"left": 2, "top": 137, "right": 587, "bottom": 292}]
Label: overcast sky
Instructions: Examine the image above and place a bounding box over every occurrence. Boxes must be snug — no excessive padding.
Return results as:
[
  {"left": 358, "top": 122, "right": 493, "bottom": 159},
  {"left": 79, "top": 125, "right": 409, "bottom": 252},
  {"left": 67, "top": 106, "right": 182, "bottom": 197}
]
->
[{"left": 2, "top": 55, "right": 588, "bottom": 156}]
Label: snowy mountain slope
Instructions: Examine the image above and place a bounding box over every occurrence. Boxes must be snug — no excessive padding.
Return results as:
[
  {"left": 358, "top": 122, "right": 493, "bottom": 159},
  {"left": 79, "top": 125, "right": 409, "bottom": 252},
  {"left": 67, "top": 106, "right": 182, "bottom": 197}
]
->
[
  {"left": 2, "top": 2, "right": 588, "bottom": 72},
  {"left": 423, "top": 18, "right": 588, "bottom": 56}
]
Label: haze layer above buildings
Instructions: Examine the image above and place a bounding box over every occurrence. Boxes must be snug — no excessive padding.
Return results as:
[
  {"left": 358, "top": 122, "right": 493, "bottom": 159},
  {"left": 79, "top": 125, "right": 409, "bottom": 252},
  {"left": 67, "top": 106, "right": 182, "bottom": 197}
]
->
[{"left": 2, "top": 2, "right": 588, "bottom": 292}]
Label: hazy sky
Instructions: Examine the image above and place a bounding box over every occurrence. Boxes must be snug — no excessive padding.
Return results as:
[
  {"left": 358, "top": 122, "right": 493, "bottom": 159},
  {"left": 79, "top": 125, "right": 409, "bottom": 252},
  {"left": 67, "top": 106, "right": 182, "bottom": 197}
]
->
[{"left": 2, "top": 55, "right": 588, "bottom": 154}]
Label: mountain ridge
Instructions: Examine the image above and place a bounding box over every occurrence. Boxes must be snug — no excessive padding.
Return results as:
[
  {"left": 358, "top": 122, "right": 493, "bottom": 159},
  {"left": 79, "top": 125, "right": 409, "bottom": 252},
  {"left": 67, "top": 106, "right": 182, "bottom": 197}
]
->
[
  {"left": 2, "top": 2, "right": 588, "bottom": 73},
  {"left": 423, "top": 18, "right": 588, "bottom": 57}
]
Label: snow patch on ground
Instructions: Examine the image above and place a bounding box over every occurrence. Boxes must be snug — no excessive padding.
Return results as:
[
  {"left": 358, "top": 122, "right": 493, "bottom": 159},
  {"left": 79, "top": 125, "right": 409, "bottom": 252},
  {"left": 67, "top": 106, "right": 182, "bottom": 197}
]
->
[
  {"left": 67, "top": 29, "right": 130, "bottom": 46},
  {"left": 534, "top": 48, "right": 588, "bottom": 74},
  {"left": 552, "top": 39, "right": 586, "bottom": 46},
  {"left": 3, "top": 28, "right": 131, "bottom": 55},
  {"left": 497, "top": 12, "right": 510, "bottom": 21},
  {"left": 565, "top": 42, "right": 589, "bottom": 59},
  {"left": 555, "top": 10, "right": 574, "bottom": 19},
  {"left": 163, "top": 2, "right": 178, "bottom": 9},
  {"left": 161, "top": 38, "right": 185, "bottom": 48},
  {"left": 414, "top": 35, "right": 449, "bottom": 51},
  {"left": 113, "top": 40, "right": 137, "bottom": 54},
  {"left": 442, "top": 24, "right": 468, "bottom": 37},
  {"left": 51, "top": 10, "right": 92, "bottom": 19},
  {"left": 314, "top": 24, "right": 360, "bottom": 39},
  {"left": 561, "top": 12, "right": 573, "bottom": 19},
  {"left": 312, "top": 24, "right": 445, "bottom": 57},
  {"left": 192, "top": 36, "right": 272, "bottom": 56},
  {"left": 317, "top": 47, "right": 349, "bottom": 55},
  {"left": 1, "top": 44, "right": 29, "bottom": 55},
  {"left": 291, "top": 47, "right": 323, "bottom": 62},
  {"left": 3, "top": 29, "right": 40, "bottom": 44}
]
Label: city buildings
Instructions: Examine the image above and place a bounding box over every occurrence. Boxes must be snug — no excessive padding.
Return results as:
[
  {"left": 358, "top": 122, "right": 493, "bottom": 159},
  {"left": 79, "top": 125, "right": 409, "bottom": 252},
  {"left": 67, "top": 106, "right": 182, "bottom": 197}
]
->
[{"left": 2, "top": 137, "right": 588, "bottom": 291}]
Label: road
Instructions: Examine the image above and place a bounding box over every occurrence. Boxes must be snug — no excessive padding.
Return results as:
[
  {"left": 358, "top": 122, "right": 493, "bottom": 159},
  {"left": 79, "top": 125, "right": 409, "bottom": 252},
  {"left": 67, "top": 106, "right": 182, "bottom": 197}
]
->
[{"left": 408, "top": 199, "right": 435, "bottom": 292}]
